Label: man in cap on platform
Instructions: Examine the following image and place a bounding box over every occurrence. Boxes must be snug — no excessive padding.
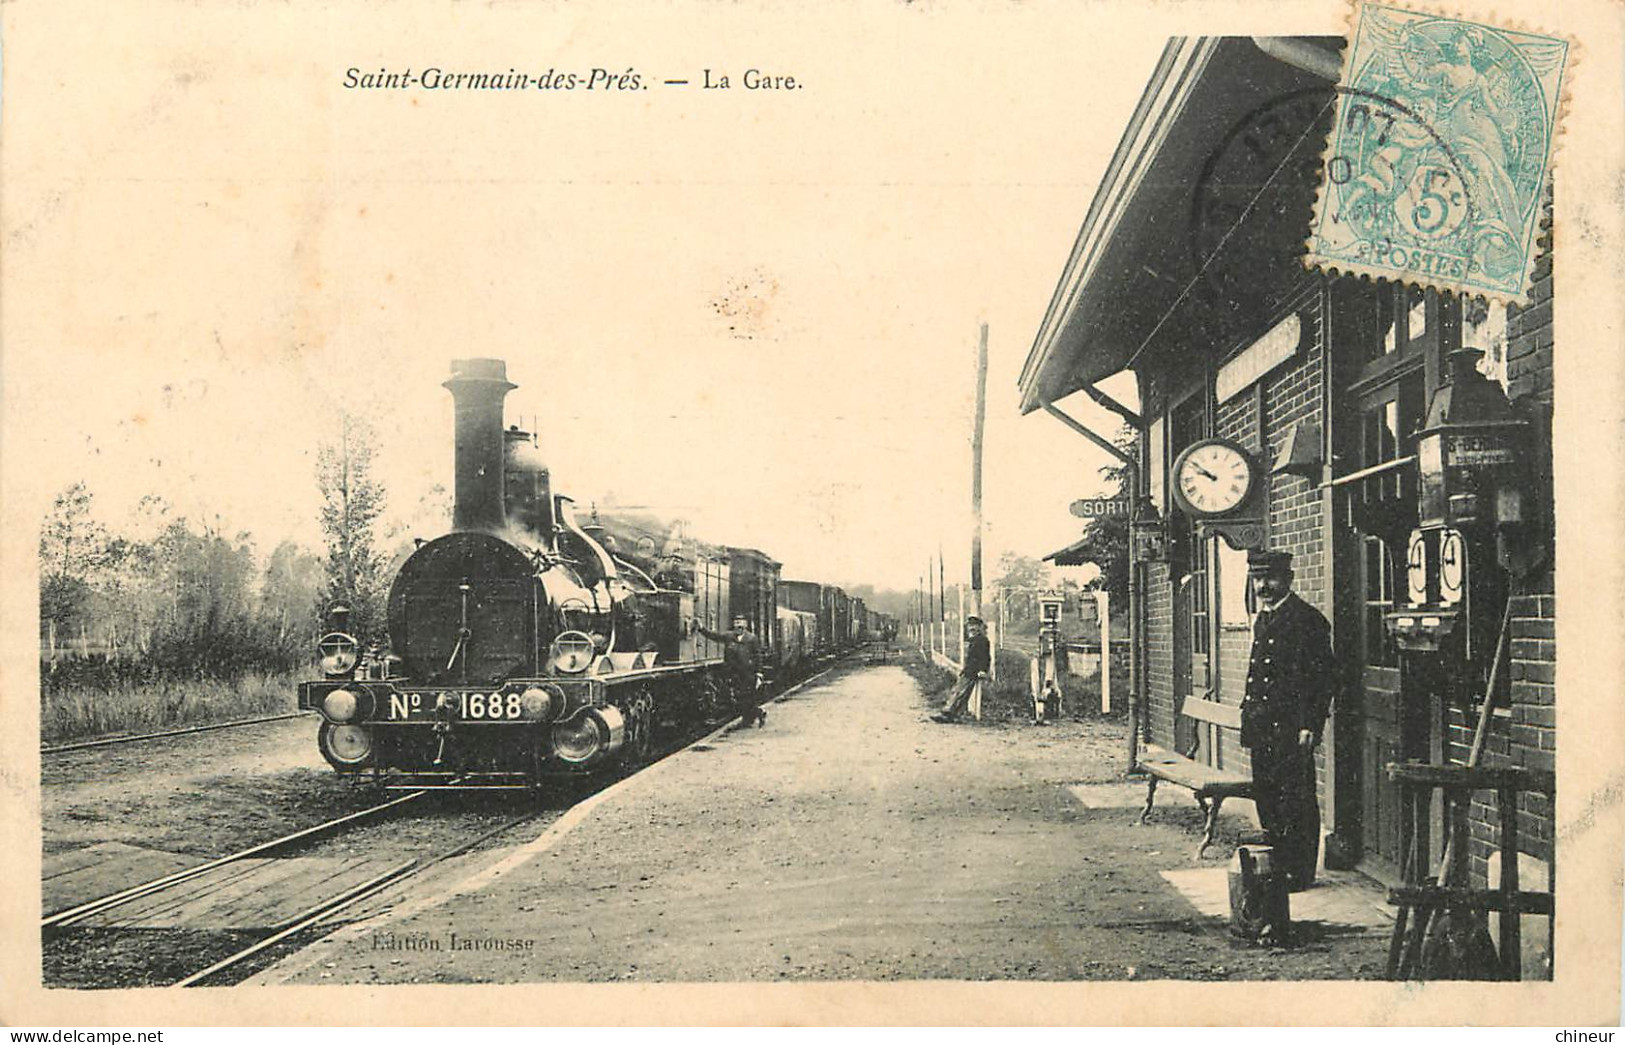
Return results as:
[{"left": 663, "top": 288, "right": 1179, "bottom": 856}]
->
[
  {"left": 1241, "top": 549, "right": 1336, "bottom": 891},
  {"left": 698, "top": 614, "right": 766, "bottom": 728},
  {"left": 931, "top": 616, "right": 990, "bottom": 723}
]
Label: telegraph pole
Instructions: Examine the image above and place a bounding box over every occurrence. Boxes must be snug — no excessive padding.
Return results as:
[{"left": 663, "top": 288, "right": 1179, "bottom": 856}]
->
[
  {"left": 929, "top": 555, "right": 942, "bottom": 653},
  {"left": 970, "top": 322, "right": 988, "bottom": 618},
  {"left": 917, "top": 575, "right": 925, "bottom": 648}
]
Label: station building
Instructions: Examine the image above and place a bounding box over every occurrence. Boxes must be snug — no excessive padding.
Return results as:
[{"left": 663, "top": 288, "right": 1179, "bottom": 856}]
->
[{"left": 1018, "top": 37, "right": 1556, "bottom": 911}]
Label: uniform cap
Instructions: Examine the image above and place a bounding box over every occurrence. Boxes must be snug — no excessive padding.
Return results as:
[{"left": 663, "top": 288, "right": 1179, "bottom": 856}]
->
[{"left": 1246, "top": 549, "right": 1293, "bottom": 572}]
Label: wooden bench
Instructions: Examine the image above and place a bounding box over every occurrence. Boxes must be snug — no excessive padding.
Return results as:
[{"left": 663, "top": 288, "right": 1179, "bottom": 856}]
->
[{"left": 1135, "top": 695, "right": 1253, "bottom": 858}]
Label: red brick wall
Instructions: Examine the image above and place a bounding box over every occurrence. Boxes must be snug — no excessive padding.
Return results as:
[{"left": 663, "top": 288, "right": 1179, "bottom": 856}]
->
[
  {"left": 1259, "top": 296, "right": 1329, "bottom": 620},
  {"left": 1449, "top": 197, "right": 1556, "bottom": 880},
  {"left": 1144, "top": 561, "right": 1175, "bottom": 745}
]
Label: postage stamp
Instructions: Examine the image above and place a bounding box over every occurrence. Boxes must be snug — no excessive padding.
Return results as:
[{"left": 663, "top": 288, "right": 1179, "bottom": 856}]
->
[{"left": 1305, "top": 2, "right": 1570, "bottom": 302}]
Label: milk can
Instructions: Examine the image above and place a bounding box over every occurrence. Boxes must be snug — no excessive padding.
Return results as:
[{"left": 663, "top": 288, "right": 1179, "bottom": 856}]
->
[{"left": 1228, "top": 845, "right": 1292, "bottom": 944}]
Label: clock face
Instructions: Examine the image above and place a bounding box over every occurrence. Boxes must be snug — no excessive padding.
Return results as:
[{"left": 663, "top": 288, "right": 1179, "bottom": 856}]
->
[{"left": 1174, "top": 440, "right": 1254, "bottom": 517}]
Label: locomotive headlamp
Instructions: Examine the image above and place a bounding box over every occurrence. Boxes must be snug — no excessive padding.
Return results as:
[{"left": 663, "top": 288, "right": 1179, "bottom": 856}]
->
[
  {"left": 320, "top": 687, "right": 368, "bottom": 724},
  {"left": 318, "top": 632, "right": 361, "bottom": 677},
  {"left": 520, "top": 685, "right": 562, "bottom": 722},
  {"left": 318, "top": 722, "right": 373, "bottom": 767},
  {"left": 548, "top": 631, "right": 597, "bottom": 675},
  {"left": 549, "top": 706, "right": 626, "bottom": 765}
]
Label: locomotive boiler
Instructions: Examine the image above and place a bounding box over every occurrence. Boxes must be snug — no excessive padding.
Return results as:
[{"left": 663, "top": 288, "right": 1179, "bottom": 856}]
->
[{"left": 298, "top": 358, "right": 729, "bottom": 787}]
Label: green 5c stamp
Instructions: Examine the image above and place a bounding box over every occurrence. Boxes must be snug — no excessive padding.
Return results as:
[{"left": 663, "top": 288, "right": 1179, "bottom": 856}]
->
[{"left": 1306, "top": 3, "right": 1569, "bottom": 302}]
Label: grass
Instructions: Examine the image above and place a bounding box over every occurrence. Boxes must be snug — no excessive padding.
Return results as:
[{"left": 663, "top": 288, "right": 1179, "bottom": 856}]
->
[
  {"left": 902, "top": 646, "right": 1129, "bottom": 724},
  {"left": 40, "top": 668, "right": 305, "bottom": 744}
]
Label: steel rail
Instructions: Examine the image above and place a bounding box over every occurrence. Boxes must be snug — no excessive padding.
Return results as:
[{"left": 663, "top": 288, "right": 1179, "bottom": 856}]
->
[
  {"left": 172, "top": 859, "right": 421, "bottom": 988},
  {"left": 42, "top": 712, "right": 313, "bottom": 755},
  {"left": 42, "top": 790, "right": 428, "bottom": 930},
  {"left": 176, "top": 806, "right": 552, "bottom": 987}
]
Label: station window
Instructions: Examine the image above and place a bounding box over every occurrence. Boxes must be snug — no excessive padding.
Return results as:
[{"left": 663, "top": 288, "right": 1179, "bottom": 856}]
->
[
  {"left": 1364, "top": 284, "right": 1432, "bottom": 365},
  {"left": 1217, "top": 539, "right": 1251, "bottom": 628},
  {"left": 1359, "top": 374, "right": 1425, "bottom": 504},
  {"left": 1363, "top": 535, "right": 1397, "bottom": 667},
  {"left": 1378, "top": 294, "right": 1404, "bottom": 359},
  {"left": 1463, "top": 296, "right": 1511, "bottom": 392},
  {"left": 1191, "top": 537, "right": 1211, "bottom": 655},
  {"left": 1169, "top": 390, "right": 1212, "bottom": 656},
  {"left": 1406, "top": 285, "right": 1428, "bottom": 343}
]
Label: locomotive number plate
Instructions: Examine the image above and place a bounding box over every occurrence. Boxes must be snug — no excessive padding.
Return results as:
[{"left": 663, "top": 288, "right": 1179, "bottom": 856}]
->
[{"left": 385, "top": 691, "right": 526, "bottom": 721}]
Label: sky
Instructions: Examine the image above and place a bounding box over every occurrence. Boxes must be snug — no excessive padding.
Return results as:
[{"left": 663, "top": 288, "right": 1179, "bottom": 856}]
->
[{"left": 4, "top": 2, "right": 1163, "bottom": 596}]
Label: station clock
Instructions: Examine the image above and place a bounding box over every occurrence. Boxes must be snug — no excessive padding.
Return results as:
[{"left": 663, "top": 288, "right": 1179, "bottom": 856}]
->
[{"left": 1171, "top": 438, "right": 1258, "bottom": 518}]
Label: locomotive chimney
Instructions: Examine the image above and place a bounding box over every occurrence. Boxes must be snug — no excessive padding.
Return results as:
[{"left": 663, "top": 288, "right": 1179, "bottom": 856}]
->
[{"left": 444, "top": 358, "right": 517, "bottom": 532}]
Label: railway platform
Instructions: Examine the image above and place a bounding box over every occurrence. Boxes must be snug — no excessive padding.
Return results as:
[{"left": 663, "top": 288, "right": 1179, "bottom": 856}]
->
[{"left": 261, "top": 659, "right": 1392, "bottom": 986}]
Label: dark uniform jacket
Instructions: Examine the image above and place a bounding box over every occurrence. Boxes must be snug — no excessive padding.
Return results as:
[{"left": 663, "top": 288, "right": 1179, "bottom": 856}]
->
[
  {"left": 962, "top": 634, "right": 991, "bottom": 677},
  {"left": 698, "top": 625, "right": 761, "bottom": 684},
  {"left": 1240, "top": 592, "right": 1335, "bottom": 750}
]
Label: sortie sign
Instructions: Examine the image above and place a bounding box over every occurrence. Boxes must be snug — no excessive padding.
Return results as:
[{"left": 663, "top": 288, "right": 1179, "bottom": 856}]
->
[{"left": 1070, "top": 497, "right": 1131, "bottom": 519}]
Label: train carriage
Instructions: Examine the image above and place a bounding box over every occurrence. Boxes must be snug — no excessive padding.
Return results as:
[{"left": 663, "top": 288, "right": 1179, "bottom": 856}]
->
[
  {"left": 780, "top": 580, "right": 826, "bottom": 657},
  {"left": 823, "top": 587, "right": 851, "bottom": 654},
  {"left": 727, "top": 547, "right": 781, "bottom": 673}
]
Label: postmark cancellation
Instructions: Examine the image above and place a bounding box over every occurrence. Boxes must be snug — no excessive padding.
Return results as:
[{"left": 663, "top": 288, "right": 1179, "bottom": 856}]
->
[{"left": 1305, "top": 2, "right": 1570, "bottom": 303}]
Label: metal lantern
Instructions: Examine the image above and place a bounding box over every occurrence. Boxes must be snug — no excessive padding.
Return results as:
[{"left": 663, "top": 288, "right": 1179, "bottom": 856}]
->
[
  {"left": 1414, "top": 348, "right": 1529, "bottom": 530},
  {"left": 1130, "top": 497, "right": 1169, "bottom": 562}
]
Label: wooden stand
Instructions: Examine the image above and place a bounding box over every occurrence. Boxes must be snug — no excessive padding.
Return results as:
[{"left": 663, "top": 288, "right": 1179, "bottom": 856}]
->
[{"left": 1384, "top": 762, "right": 1555, "bottom": 981}]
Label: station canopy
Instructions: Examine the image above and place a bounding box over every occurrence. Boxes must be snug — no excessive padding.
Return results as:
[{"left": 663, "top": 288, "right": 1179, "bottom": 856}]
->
[
  {"left": 1017, "top": 36, "right": 1342, "bottom": 416},
  {"left": 1042, "top": 535, "right": 1095, "bottom": 567}
]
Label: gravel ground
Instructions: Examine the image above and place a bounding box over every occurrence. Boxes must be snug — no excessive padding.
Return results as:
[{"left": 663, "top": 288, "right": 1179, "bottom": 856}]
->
[
  {"left": 267, "top": 660, "right": 1390, "bottom": 985},
  {"left": 41, "top": 690, "right": 756, "bottom": 987},
  {"left": 43, "top": 717, "right": 374, "bottom": 859},
  {"left": 42, "top": 714, "right": 571, "bottom": 987}
]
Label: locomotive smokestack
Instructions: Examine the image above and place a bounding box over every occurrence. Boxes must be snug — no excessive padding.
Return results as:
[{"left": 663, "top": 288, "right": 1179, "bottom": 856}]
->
[{"left": 444, "top": 358, "right": 517, "bottom": 532}]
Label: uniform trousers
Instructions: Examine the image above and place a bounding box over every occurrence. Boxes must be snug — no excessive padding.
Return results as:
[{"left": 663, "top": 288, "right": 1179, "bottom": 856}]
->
[
  {"left": 728, "top": 673, "right": 763, "bottom": 724},
  {"left": 940, "top": 673, "right": 980, "bottom": 718},
  {"left": 1250, "top": 732, "right": 1321, "bottom": 890}
]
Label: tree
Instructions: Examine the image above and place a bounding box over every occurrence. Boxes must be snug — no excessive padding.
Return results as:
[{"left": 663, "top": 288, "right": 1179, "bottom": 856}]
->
[
  {"left": 38, "top": 483, "right": 111, "bottom": 641},
  {"left": 1067, "top": 423, "right": 1136, "bottom": 609},
  {"left": 260, "top": 539, "right": 325, "bottom": 656},
  {"left": 992, "top": 552, "right": 1050, "bottom": 625},
  {"left": 317, "top": 411, "right": 389, "bottom": 640}
]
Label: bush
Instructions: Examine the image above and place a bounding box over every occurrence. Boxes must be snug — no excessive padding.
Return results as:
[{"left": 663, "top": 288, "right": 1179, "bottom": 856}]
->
[
  {"left": 902, "top": 654, "right": 956, "bottom": 699},
  {"left": 40, "top": 667, "right": 305, "bottom": 743},
  {"left": 899, "top": 644, "right": 1131, "bottom": 724}
]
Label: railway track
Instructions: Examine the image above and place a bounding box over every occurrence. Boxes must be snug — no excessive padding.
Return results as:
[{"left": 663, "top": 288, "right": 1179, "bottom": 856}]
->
[
  {"left": 43, "top": 786, "right": 557, "bottom": 988},
  {"left": 43, "top": 663, "right": 841, "bottom": 988},
  {"left": 174, "top": 803, "right": 547, "bottom": 986},
  {"left": 41, "top": 711, "right": 313, "bottom": 755},
  {"left": 42, "top": 790, "right": 429, "bottom": 932}
]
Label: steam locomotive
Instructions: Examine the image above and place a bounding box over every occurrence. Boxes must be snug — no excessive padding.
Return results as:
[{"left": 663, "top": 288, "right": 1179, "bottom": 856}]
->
[{"left": 297, "top": 358, "right": 891, "bottom": 789}]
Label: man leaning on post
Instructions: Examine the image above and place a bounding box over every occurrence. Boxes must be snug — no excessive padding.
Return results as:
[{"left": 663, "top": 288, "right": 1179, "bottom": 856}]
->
[
  {"left": 1240, "top": 549, "right": 1336, "bottom": 891},
  {"left": 932, "top": 616, "right": 990, "bottom": 723}
]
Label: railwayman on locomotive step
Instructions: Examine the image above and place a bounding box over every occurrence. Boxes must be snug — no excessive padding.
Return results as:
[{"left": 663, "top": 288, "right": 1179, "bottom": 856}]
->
[
  {"left": 931, "top": 616, "right": 990, "bottom": 723},
  {"left": 1241, "top": 549, "right": 1337, "bottom": 892},
  {"left": 697, "top": 615, "right": 767, "bottom": 728}
]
